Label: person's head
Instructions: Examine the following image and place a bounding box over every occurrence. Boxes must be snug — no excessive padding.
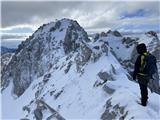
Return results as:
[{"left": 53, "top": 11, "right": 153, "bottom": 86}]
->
[{"left": 136, "top": 43, "right": 147, "bottom": 54}]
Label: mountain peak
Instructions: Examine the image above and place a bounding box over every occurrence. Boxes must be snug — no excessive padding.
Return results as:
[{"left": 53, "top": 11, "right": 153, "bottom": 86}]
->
[{"left": 1, "top": 18, "right": 90, "bottom": 96}]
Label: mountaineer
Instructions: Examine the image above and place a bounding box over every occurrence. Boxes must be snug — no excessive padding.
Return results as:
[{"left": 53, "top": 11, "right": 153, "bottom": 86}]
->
[{"left": 133, "top": 43, "right": 159, "bottom": 106}]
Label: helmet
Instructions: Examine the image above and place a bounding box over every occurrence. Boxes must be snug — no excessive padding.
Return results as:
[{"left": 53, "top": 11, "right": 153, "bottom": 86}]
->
[{"left": 136, "top": 43, "right": 147, "bottom": 54}]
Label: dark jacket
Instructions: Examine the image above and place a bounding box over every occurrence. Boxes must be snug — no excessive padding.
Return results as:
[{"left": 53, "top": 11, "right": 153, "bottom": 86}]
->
[
  {"left": 133, "top": 43, "right": 148, "bottom": 80},
  {"left": 133, "top": 55, "right": 141, "bottom": 80},
  {"left": 133, "top": 54, "right": 150, "bottom": 85}
]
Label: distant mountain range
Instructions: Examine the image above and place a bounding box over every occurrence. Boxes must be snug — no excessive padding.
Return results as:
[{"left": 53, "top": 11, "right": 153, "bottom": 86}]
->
[{"left": 1, "top": 46, "right": 16, "bottom": 55}]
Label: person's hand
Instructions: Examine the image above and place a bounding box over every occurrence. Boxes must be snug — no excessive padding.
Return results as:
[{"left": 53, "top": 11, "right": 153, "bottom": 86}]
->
[
  {"left": 132, "top": 73, "right": 136, "bottom": 81},
  {"left": 133, "top": 76, "right": 136, "bottom": 81}
]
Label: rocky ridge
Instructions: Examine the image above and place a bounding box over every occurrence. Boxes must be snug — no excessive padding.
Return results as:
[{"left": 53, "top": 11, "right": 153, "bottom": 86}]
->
[{"left": 1, "top": 19, "right": 160, "bottom": 120}]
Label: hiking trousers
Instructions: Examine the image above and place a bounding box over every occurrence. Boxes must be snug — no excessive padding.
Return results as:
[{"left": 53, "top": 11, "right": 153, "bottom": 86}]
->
[
  {"left": 137, "top": 75, "right": 149, "bottom": 105},
  {"left": 139, "top": 83, "right": 148, "bottom": 105}
]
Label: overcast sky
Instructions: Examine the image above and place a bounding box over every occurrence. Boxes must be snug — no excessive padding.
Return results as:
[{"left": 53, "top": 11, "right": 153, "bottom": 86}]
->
[{"left": 1, "top": 0, "right": 160, "bottom": 48}]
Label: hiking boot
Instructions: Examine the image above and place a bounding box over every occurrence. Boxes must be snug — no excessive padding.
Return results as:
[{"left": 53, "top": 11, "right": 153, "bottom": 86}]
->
[
  {"left": 141, "top": 98, "right": 148, "bottom": 107},
  {"left": 141, "top": 102, "right": 147, "bottom": 106},
  {"left": 141, "top": 100, "right": 148, "bottom": 106}
]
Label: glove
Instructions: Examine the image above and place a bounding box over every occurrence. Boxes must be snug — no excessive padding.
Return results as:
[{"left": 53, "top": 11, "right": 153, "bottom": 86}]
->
[
  {"left": 132, "top": 72, "right": 136, "bottom": 81},
  {"left": 133, "top": 75, "right": 136, "bottom": 81}
]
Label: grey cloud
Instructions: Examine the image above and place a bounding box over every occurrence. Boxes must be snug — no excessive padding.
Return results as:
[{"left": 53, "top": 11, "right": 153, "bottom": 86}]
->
[
  {"left": 1, "top": 34, "right": 26, "bottom": 40},
  {"left": 1, "top": 1, "right": 81, "bottom": 27},
  {"left": 1, "top": 1, "right": 159, "bottom": 31}
]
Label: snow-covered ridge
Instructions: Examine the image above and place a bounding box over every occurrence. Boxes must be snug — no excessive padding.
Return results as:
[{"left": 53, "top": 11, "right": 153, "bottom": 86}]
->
[{"left": 1, "top": 18, "right": 160, "bottom": 120}]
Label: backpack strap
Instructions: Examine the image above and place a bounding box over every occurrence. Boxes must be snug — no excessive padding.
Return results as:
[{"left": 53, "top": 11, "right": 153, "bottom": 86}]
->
[{"left": 138, "top": 52, "right": 149, "bottom": 76}]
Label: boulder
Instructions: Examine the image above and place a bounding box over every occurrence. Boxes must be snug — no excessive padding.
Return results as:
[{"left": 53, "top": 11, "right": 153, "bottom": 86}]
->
[
  {"left": 98, "top": 71, "right": 113, "bottom": 82},
  {"left": 103, "top": 85, "right": 115, "bottom": 94},
  {"left": 34, "top": 108, "right": 43, "bottom": 120}
]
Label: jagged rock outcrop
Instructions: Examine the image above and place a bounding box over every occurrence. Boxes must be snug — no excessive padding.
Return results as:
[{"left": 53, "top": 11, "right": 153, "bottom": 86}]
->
[
  {"left": 34, "top": 108, "right": 43, "bottom": 120},
  {"left": 122, "top": 37, "right": 137, "bottom": 46},
  {"left": 93, "top": 33, "right": 100, "bottom": 42},
  {"left": 36, "top": 100, "right": 65, "bottom": 120},
  {"left": 98, "top": 71, "right": 113, "bottom": 81},
  {"left": 112, "top": 30, "right": 122, "bottom": 37},
  {"left": 75, "top": 43, "right": 92, "bottom": 72},
  {"left": 92, "top": 30, "right": 136, "bottom": 62},
  {"left": 1, "top": 53, "right": 13, "bottom": 70},
  {"left": 146, "top": 31, "right": 159, "bottom": 40},
  {"left": 100, "top": 32, "right": 108, "bottom": 37},
  {"left": 63, "top": 20, "right": 89, "bottom": 54},
  {"left": 101, "top": 99, "right": 129, "bottom": 120}
]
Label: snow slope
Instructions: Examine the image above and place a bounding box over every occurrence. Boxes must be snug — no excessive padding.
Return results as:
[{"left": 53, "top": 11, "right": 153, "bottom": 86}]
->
[
  {"left": 1, "top": 19, "right": 160, "bottom": 120},
  {"left": 2, "top": 51, "right": 160, "bottom": 119},
  {"left": 2, "top": 52, "right": 160, "bottom": 119}
]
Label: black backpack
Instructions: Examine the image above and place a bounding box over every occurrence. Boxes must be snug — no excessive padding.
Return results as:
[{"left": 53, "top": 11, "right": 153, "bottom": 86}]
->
[{"left": 142, "top": 53, "right": 157, "bottom": 77}]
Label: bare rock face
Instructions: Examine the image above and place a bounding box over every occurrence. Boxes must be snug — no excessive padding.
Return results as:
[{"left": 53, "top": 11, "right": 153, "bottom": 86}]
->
[
  {"left": 63, "top": 27, "right": 76, "bottom": 54},
  {"left": 75, "top": 40, "right": 109, "bottom": 73},
  {"left": 1, "top": 53, "right": 13, "bottom": 70},
  {"left": 81, "top": 44, "right": 92, "bottom": 63},
  {"left": 75, "top": 43, "right": 92, "bottom": 72},
  {"left": 63, "top": 20, "right": 89, "bottom": 54}
]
